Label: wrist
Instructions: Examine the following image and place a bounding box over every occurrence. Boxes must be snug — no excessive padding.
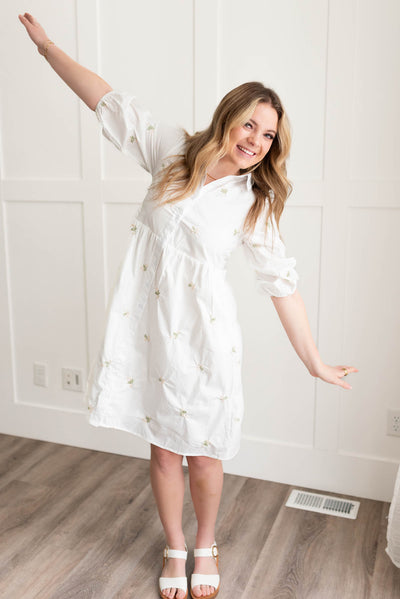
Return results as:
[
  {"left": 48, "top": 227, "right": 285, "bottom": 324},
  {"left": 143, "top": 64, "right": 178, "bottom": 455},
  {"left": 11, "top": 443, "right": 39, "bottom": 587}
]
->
[
  {"left": 307, "top": 359, "right": 324, "bottom": 378},
  {"left": 39, "top": 39, "right": 55, "bottom": 60}
]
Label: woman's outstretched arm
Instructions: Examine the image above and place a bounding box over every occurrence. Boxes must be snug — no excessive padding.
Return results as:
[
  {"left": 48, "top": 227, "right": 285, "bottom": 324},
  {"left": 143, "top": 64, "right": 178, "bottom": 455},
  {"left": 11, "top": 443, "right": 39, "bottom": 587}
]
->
[
  {"left": 271, "top": 289, "right": 358, "bottom": 389},
  {"left": 18, "top": 12, "right": 112, "bottom": 111}
]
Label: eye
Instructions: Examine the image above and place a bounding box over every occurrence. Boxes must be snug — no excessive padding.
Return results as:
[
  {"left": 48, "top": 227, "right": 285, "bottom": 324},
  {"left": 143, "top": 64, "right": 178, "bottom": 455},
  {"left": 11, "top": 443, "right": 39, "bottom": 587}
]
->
[
  {"left": 244, "top": 122, "right": 252, "bottom": 129},
  {"left": 264, "top": 133, "right": 275, "bottom": 140}
]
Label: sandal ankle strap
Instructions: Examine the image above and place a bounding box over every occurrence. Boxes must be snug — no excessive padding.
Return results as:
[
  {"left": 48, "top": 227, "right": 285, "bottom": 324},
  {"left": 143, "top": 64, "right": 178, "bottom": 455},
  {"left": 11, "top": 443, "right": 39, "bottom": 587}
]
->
[
  {"left": 163, "top": 544, "right": 188, "bottom": 560},
  {"left": 193, "top": 542, "right": 218, "bottom": 558}
]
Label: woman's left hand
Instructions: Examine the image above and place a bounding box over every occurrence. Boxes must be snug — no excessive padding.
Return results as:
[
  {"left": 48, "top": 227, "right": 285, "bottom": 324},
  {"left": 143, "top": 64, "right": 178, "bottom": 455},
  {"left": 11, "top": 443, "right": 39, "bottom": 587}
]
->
[{"left": 312, "top": 363, "right": 358, "bottom": 390}]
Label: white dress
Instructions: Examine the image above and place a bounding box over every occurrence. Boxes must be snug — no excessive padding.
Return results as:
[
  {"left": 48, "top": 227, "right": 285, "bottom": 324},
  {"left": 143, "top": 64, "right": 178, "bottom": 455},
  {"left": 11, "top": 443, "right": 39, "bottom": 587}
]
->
[{"left": 84, "top": 90, "right": 299, "bottom": 460}]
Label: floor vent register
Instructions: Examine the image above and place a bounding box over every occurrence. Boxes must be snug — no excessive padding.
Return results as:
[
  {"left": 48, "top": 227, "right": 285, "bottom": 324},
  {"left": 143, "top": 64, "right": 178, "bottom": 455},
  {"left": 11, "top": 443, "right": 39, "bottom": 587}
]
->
[{"left": 285, "top": 489, "right": 360, "bottom": 519}]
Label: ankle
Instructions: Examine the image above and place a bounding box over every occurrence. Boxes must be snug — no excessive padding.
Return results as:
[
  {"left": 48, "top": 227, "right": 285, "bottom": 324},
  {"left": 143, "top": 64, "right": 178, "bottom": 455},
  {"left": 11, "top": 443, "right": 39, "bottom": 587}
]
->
[
  {"left": 165, "top": 534, "right": 186, "bottom": 550},
  {"left": 195, "top": 533, "right": 216, "bottom": 548}
]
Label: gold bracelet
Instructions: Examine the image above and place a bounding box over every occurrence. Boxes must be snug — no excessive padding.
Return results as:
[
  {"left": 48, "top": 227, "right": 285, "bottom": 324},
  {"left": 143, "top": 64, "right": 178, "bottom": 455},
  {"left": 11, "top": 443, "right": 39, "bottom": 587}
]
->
[{"left": 43, "top": 40, "right": 55, "bottom": 61}]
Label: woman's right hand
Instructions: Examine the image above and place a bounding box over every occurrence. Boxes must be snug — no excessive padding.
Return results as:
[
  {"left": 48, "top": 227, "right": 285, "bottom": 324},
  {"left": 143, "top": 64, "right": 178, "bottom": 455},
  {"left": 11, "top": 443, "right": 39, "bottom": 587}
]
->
[{"left": 18, "top": 12, "right": 49, "bottom": 56}]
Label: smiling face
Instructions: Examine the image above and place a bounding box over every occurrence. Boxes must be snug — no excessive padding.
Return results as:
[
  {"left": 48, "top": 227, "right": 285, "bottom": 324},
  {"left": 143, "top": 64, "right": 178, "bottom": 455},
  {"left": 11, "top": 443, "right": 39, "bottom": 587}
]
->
[{"left": 225, "top": 101, "right": 279, "bottom": 173}]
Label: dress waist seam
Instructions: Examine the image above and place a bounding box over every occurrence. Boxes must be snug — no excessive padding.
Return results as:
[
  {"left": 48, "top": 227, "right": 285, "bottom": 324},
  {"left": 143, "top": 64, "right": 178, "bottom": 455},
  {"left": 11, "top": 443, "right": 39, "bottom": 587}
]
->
[{"left": 133, "top": 216, "right": 227, "bottom": 272}]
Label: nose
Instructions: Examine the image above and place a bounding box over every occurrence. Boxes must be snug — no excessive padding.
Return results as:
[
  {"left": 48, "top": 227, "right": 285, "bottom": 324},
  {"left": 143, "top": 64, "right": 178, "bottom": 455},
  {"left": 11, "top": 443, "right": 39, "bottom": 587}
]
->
[{"left": 247, "top": 130, "right": 261, "bottom": 147}]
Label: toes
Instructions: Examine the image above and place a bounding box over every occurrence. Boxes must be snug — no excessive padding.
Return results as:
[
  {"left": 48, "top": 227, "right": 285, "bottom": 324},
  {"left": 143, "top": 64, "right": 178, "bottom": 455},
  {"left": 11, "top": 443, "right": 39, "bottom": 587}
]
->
[
  {"left": 177, "top": 590, "right": 186, "bottom": 599},
  {"left": 198, "top": 585, "right": 215, "bottom": 597},
  {"left": 192, "top": 583, "right": 216, "bottom": 597}
]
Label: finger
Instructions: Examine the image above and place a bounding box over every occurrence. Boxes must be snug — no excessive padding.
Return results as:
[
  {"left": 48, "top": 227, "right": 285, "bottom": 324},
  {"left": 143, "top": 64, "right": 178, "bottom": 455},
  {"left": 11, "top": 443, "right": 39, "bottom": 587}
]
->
[
  {"left": 338, "top": 380, "right": 352, "bottom": 390},
  {"left": 19, "top": 13, "right": 31, "bottom": 26},
  {"left": 339, "top": 366, "right": 358, "bottom": 377}
]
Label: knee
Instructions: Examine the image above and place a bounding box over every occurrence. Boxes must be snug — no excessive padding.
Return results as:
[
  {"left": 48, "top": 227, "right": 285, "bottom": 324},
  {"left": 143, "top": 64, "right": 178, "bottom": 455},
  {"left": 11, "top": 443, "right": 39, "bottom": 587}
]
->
[
  {"left": 150, "top": 444, "right": 183, "bottom": 475},
  {"left": 187, "top": 455, "right": 222, "bottom": 474}
]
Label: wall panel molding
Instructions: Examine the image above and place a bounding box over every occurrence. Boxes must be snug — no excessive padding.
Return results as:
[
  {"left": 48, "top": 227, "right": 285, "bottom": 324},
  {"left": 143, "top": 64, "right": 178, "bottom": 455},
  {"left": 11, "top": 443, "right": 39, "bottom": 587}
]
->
[{"left": 0, "top": 0, "right": 399, "bottom": 502}]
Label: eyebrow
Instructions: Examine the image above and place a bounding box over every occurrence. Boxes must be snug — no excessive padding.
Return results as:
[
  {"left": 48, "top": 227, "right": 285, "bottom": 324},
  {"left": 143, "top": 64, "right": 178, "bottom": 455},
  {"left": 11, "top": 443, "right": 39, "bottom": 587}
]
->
[{"left": 249, "top": 118, "right": 277, "bottom": 134}]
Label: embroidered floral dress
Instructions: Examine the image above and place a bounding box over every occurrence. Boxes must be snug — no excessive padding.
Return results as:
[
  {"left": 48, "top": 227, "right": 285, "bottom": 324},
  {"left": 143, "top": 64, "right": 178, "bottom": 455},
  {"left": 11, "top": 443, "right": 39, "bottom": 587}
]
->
[{"left": 84, "top": 90, "right": 299, "bottom": 460}]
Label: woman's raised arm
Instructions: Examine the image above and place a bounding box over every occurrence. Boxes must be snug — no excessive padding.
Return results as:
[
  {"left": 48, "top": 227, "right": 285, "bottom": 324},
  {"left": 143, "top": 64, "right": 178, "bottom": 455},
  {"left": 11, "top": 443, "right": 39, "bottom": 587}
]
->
[{"left": 18, "top": 12, "right": 112, "bottom": 111}]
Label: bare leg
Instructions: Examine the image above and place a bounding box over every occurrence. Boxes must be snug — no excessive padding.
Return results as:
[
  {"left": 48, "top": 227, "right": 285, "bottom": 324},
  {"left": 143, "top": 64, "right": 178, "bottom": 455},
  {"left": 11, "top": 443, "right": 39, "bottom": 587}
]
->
[
  {"left": 150, "top": 444, "right": 187, "bottom": 599},
  {"left": 186, "top": 456, "right": 223, "bottom": 598}
]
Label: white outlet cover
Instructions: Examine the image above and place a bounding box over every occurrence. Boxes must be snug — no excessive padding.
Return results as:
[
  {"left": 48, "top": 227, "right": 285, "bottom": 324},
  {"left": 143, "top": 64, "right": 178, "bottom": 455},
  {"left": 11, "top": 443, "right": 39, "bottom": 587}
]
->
[
  {"left": 62, "top": 368, "right": 84, "bottom": 392},
  {"left": 387, "top": 409, "right": 400, "bottom": 437}
]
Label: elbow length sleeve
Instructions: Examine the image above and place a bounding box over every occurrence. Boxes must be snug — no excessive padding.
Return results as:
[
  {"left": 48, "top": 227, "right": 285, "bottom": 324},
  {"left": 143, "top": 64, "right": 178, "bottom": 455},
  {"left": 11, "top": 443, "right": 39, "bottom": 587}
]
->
[
  {"left": 94, "top": 90, "right": 184, "bottom": 176},
  {"left": 240, "top": 212, "right": 299, "bottom": 298}
]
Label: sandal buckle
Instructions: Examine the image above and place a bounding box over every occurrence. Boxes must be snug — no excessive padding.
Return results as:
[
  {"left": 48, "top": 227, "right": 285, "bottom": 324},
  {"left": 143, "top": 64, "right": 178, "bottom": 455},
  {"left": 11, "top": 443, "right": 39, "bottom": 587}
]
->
[{"left": 212, "top": 543, "right": 218, "bottom": 558}]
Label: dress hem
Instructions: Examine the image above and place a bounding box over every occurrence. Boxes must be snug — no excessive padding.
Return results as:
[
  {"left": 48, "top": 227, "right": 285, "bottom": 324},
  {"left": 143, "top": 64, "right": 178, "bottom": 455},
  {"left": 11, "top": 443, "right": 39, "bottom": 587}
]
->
[{"left": 86, "top": 410, "right": 240, "bottom": 461}]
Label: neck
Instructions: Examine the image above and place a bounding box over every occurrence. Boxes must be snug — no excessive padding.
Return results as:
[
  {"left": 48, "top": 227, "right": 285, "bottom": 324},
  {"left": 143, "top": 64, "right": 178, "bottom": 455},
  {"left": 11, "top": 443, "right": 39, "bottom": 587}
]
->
[{"left": 207, "top": 156, "right": 240, "bottom": 180}]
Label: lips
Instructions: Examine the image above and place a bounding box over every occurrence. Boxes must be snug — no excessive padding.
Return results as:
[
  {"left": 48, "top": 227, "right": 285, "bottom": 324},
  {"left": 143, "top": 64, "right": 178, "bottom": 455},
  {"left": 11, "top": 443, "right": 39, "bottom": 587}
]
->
[{"left": 237, "top": 144, "right": 256, "bottom": 157}]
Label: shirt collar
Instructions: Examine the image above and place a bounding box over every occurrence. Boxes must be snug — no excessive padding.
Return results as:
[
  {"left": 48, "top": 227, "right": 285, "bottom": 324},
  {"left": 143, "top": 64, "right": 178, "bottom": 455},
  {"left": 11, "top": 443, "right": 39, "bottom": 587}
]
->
[
  {"left": 200, "top": 171, "right": 253, "bottom": 190},
  {"left": 245, "top": 173, "right": 253, "bottom": 191}
]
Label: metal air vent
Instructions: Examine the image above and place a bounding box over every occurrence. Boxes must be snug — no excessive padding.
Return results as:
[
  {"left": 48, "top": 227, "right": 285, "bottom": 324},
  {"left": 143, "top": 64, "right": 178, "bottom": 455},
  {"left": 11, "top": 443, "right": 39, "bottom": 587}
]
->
[{"left": 285, "top": 489, "right": 360, "bottom": 519}]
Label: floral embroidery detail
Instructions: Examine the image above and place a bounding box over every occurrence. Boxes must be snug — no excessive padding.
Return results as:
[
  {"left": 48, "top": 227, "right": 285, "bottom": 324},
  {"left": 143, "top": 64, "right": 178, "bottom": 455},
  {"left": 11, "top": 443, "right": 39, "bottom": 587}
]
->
[
  {"left": 234, "top": 417, "right": 241, "bottom": 422},
  {"left": 155, "top": 289, "right": 160, "bottom": 298},
  {"left": 103, "top": 360, "right": 111, "bottom": 367},
  {"left": 233, "top": 228, "right": 239, "bottom": 236},
  {"left": 158, "top": 376, "right": 166, "bottom": 384},
  {"left": 100, "top": 101, "right": 106, "bottom": 107},
  {"left": 147, "top": 124, "right": 155, "bottom": 131},
  {"left": 209, "top": 315, "right": 216, "bottom": 324},
  {"left": 221, "top": 188, "right": 228, "bottom": 195},
  {"left": 144, "top": 416, "right": 152, "bottom": 423},
  {"left": 219, "top": 395, "right": 228, "bottom": 401},
  {"left": 130, "top": 135, "right": 137, "bottom": 143},
  {"left": 144, "top": 333, "right": 150, "bottom": 342},
  {"left": 172, "top": 331, "right": 182, "bottom": 339},
  {"left": 127, "top": 378, "right": 134, "bottom": 385},
  {"left": 122, "top": 311, "right": 129, "bottom": 317},
  {"left": 188, "top": 282, "right": 196, "bottom": 289},
  {"left": 195, "top": 360, "right": 208, "bottom": 374},
  {"left": 180, "top": 409, "right": 187, "bottom": 417},
  {"left": 142, "top": 264, "right": 148, "bottom": 271},
  {"left": 231, "top": 346, "right": 237, "bottom": 353},
  {"left": 203, "top": 440, "right": 210, "bottom": 447},
  {"left": 130, "top": 224, "right": 137, "bottom": 234},
  {"left": 252, "top": 242, "right": 262, "bottom": 248},
  {"left": 286, "top": 271, "right": 291, "bottom": 277},
  {"left": 191, "top": 226, "right": 198, "bottom": 236}
]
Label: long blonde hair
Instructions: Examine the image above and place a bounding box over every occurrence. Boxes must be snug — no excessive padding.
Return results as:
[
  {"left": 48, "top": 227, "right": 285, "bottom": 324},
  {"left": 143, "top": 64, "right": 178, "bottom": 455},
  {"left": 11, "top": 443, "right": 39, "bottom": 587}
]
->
[{"left": 152, "top": 82, "right": 292, "bottom": 237}]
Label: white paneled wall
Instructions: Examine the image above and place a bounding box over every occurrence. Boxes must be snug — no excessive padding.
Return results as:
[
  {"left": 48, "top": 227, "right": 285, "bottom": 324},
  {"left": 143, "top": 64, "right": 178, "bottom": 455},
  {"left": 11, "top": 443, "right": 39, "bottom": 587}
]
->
[{"left": 1, "top": 0, "right": 399, "bottom": 501}]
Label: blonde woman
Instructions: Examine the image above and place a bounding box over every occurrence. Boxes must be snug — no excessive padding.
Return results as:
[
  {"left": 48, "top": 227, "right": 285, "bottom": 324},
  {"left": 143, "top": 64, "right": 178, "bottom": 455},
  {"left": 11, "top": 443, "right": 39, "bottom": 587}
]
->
[{"left": 19, "top": 12, "right": 357, "bottom": 599}]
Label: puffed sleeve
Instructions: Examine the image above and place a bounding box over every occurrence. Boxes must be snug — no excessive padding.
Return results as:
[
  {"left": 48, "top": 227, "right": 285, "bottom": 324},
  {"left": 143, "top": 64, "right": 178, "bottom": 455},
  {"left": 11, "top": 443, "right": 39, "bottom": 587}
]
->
[
  {"left": 240, "top": 207, "right": 299, "bottom": 297},
  {"left": 94, "top": 90, "right": 185, "bottom": 176}
]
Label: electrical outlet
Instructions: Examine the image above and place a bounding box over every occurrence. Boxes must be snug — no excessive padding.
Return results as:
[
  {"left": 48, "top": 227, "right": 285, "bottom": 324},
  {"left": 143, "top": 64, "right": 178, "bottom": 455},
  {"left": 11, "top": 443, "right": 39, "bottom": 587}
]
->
[
  {"left": 387, "top": 410, "right": 400, "bottom": 437},
  {"left": 62, "top": 368, "right": 83, "bottom": 392}
]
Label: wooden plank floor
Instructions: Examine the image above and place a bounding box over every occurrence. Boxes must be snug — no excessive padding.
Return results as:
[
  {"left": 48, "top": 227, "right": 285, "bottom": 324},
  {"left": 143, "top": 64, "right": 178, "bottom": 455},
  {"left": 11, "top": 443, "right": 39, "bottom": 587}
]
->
[{"left": 0, "top": 433, "right": 399, "bottom": 598}]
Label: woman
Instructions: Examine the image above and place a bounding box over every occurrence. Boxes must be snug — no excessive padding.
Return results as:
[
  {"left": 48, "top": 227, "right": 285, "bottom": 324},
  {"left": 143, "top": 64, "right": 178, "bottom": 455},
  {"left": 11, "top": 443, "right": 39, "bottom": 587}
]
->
[{"left": 19, "top": 12, "right": 357, "bottom": 599}]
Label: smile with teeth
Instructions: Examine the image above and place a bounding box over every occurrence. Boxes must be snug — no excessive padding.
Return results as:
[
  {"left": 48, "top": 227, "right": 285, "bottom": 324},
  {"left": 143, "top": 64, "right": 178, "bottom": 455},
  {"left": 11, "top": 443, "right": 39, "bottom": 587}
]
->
[{"left": 237, "top": 145, "right": 256, "bottom": 157}]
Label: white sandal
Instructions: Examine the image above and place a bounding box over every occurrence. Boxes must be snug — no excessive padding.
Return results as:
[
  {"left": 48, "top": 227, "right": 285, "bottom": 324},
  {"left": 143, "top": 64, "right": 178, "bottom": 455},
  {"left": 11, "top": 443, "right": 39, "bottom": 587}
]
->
[
  {"left": 159, "top": 544, "right": 188, "bottom": 599},
  {"left": 190, "top": 542, "right": 220, "bottom": 599}
]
